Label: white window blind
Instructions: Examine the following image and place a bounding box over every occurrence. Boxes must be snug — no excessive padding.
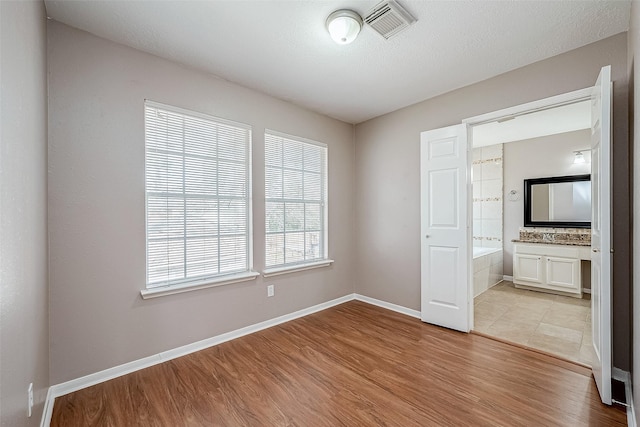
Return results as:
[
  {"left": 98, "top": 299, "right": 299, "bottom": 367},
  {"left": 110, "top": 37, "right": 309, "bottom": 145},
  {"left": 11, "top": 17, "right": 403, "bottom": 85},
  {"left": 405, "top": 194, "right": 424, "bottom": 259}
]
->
[
  {"left": 265, "top": 131, "right": 328, "bottom": 268},
  {"left": 145, "top": 101, "right": 252, "bottom": 288}
]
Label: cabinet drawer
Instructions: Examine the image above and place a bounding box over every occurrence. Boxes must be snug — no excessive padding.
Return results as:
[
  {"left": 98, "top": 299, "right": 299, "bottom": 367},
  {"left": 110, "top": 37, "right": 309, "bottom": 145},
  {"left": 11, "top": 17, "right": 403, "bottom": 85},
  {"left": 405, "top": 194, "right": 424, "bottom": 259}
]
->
[{"left": 514, "top": 243, "right": 580, "bottom": 259}]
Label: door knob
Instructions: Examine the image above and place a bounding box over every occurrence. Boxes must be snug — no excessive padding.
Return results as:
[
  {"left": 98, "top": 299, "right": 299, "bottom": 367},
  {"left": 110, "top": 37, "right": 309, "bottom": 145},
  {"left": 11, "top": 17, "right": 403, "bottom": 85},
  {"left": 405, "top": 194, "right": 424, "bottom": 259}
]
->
[
  {"left": 425, "top": 234, "right": 430, "bottom": 238},
  {"left": 592, "top": 248, "right": 599, "bottom": 253}
]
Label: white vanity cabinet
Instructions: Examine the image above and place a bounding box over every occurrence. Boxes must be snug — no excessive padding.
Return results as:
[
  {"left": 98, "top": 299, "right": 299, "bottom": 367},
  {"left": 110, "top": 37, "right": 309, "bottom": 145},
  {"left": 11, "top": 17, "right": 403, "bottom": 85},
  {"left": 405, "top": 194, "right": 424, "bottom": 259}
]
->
[{"left": 513, "top": 243, "right": 589, "bottom": 296}]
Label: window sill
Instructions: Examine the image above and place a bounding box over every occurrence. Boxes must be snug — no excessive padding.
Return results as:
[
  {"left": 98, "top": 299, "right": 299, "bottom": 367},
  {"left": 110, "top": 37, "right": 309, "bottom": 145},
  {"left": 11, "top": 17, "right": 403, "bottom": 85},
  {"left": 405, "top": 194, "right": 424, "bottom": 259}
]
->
[
  {"left": 262, "top": 259, "right": 334, "bottom": 278},
  {"left": 140, "top": 271, "right": 260, "bottom": 299}
]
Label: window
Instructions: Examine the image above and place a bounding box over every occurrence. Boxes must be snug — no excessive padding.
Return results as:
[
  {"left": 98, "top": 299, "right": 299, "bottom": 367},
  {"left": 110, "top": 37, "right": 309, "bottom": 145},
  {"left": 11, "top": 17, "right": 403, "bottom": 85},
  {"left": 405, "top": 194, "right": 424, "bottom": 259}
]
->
[
  {"left": 144, "top": 101, "right": 252, "bottom": 289},
  {"left": 264, "top": 131, "right": 328, "bottom": 269}
]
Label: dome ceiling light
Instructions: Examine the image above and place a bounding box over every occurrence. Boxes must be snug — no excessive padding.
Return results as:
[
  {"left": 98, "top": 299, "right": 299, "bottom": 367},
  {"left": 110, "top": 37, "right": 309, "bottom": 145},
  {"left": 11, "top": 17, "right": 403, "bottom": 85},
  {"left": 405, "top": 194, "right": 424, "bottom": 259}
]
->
[{"left": 326, "top": 9, "right": 363, "bottom": 45}]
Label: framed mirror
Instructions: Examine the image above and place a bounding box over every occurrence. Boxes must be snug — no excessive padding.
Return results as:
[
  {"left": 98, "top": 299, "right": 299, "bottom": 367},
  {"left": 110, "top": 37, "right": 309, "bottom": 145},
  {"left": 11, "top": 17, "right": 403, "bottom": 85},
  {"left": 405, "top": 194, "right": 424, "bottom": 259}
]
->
[{"left": 523, "top": 174, "right": 591, "bottom": 228}]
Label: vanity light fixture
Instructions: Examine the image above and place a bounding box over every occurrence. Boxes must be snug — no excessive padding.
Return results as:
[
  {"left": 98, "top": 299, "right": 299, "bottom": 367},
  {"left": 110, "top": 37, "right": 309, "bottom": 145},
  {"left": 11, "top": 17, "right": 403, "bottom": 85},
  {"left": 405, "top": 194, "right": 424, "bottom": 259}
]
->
[
  {"left": 326, "top": 9, "right": 363, "bottom": 45},
  {"left": 573, "top": 151, "right": 586, "bottom": 164}
]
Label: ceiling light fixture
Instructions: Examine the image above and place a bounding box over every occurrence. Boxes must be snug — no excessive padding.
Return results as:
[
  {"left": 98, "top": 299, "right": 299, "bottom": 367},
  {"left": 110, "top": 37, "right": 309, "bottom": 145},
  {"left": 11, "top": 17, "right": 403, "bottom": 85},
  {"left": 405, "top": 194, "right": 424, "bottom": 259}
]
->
[
  {"left": 574, "top": 151, "right": 586, "bottom": 164},
  {"left": 326, "top": 10, "right": 363, "bottom": 45}
]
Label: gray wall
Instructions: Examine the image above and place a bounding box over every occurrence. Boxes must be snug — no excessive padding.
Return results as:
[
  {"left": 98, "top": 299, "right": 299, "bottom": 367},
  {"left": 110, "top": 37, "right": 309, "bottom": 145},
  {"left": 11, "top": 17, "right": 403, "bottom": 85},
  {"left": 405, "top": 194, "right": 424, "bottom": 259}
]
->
[
  {"left": 0, "top": 1, "right": 49, "bottom": 425},
  {"left": 628, "top": 1, "right": 639, "bottom": 424},
  {"left": 47, "top": 22, "right": 355, "bottom": 384},
  {"left": 354, "top": 33, "right": 632, "bottom": 370},
  {"left": 502, "top": 130, "right": 591, "bottom": 276}
]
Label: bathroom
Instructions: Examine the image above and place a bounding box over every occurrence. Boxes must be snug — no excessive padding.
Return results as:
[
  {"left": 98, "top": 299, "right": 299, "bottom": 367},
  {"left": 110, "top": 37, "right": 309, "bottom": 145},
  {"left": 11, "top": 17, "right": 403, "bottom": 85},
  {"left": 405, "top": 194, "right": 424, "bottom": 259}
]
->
[{"left": 471, "top": 100, "right": 594, "bottom": 365}]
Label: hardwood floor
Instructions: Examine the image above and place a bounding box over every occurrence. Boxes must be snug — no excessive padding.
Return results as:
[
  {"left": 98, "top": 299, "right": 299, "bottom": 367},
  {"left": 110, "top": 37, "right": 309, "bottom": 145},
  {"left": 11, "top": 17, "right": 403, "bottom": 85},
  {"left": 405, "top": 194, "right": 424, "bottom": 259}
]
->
[{"left": 51, "top": 301, "right": 626, "bottom": 426}]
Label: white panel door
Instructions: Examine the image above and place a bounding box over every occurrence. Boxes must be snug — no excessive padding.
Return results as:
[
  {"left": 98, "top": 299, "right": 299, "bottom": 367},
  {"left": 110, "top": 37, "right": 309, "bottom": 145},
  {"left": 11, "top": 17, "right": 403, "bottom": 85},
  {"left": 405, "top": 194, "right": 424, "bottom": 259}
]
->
[
  {"left": 591, "top": 65, "right": 612, "bottom": 405},
  {"left": 420, "top": 124, "right": 470, "bottom": 332}
]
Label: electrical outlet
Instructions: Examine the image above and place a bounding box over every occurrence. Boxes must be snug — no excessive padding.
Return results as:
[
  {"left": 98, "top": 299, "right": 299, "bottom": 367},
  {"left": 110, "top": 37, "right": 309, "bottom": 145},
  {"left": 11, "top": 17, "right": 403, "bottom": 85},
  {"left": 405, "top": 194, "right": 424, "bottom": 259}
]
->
[
  {"left": 267, "top": 284, "right": 274, "bottom": 297},
  {"left": 27, "top": 383, "right": 33, "bottom": 417}
]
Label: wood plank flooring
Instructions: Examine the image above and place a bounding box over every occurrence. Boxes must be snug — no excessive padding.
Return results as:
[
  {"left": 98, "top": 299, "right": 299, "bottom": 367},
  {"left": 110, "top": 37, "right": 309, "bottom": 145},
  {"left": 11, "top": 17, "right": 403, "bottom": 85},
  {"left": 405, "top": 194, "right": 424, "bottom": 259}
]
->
[{"left": 51, "top": 301, "right": 626, "bottom": 426}]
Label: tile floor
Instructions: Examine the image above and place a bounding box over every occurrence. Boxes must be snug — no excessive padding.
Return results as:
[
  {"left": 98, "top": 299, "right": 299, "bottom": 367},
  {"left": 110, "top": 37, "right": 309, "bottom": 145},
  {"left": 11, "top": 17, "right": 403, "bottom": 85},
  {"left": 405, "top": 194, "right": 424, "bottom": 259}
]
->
[{"left": 473, "top": 281, "right": 593, "bottom": 365}]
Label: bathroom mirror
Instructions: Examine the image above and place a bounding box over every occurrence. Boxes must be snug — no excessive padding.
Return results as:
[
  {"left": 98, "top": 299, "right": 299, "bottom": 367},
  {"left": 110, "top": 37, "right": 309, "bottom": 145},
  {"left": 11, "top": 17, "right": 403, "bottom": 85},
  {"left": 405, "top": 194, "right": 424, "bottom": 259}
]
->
[{"left": 524, "top": 174, "right": 591, "bottom": 228}]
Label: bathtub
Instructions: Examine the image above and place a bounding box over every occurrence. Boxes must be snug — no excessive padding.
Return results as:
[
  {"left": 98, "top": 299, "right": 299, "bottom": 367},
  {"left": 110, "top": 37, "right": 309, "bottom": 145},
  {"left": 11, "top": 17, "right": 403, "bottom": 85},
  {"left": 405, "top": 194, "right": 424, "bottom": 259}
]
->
[{"left": 473, "top": 247, "right": 503, "bottom": 297}]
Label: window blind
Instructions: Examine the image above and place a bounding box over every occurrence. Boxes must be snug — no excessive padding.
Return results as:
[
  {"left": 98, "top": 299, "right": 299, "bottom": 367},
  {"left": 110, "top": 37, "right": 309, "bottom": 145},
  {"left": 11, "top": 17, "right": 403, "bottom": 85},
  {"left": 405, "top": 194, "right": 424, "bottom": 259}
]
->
[
  {"left": 264, "top": 131, "right": 327, "bottom": 268},
  {"left": 145, "top": 101, "right": 251, "bottom": 288}
]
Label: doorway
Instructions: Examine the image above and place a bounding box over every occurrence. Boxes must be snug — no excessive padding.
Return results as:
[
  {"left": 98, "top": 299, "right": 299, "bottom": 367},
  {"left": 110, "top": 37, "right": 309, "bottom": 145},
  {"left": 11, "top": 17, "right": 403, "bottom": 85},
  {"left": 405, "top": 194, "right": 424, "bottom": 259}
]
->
[
  {"left": 470, "top": 103, "right": 594, "bottom": 366},
  {"left": 420, "top": 65, "right": 612, "bottom": 404}
]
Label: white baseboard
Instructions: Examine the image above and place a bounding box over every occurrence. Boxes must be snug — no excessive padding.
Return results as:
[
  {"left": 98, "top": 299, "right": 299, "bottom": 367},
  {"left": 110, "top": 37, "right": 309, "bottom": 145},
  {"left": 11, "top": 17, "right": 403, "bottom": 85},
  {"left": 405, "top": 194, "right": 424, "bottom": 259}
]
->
[
  {"left": 612, "top": 368, "right": 636, "bottom": 427},
  {"left": 39, "top": 290, "right": 633, "bottom": 427},
  {"left": 354, "top": 294, "right": 421, "bottom": 319},
  {"left": 42, "top": 293, "right": 356, "bottom": 426},
  {"left": 40, "top": 386, "right": 55, "bottom": 427},
  {"left": 40, "top": 293, "right": 418, "bottom": 426}
]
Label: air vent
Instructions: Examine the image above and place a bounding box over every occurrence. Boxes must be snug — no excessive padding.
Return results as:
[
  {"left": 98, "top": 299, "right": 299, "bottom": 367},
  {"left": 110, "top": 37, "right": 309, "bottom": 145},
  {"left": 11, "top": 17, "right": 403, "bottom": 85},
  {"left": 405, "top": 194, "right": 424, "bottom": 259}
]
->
[{"left": 364, "top": 0, "right": 416, "bottom": 39}]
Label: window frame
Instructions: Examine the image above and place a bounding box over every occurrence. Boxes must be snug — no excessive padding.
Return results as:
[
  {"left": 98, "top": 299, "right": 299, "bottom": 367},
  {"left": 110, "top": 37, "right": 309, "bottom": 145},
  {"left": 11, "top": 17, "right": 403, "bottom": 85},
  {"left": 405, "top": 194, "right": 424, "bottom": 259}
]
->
[
  {"left": 263, "top": 130, "right": 331, "bottom": 275},
  {"left": 142, "top": 100, "right": 257, "bottom": 298}
]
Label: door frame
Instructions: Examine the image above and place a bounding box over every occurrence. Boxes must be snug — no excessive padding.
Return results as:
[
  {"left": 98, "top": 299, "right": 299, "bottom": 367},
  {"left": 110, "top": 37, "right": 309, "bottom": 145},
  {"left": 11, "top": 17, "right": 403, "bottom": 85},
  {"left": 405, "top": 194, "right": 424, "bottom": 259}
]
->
[{"left": 461, "top": 86, "right": 593, "bottom": 331}]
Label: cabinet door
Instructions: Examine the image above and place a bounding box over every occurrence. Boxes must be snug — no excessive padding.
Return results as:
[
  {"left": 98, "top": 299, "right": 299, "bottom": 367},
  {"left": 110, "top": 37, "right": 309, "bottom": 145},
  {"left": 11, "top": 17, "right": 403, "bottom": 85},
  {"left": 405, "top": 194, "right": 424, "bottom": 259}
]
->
[
  {"left": 546, "top": 256, "right": 581, "bottom": 292},
  {"left": 514, "top": 254, "right": 543, "bottom": 284}
]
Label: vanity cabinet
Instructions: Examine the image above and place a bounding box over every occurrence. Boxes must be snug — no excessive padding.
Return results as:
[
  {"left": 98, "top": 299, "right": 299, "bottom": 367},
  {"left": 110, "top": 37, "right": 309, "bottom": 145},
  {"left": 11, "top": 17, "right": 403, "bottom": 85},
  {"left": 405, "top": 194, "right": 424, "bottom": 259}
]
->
[{"left": 513, "top": 243, "right": 588, "bottom": 296}]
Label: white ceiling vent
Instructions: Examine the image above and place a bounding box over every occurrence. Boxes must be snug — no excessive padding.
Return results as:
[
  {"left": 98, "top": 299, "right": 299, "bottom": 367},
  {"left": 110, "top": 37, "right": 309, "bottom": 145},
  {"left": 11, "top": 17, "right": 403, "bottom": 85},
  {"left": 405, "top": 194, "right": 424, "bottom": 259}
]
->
[{"left": 364, "top": 0, "right": 416, "bottom": 39}]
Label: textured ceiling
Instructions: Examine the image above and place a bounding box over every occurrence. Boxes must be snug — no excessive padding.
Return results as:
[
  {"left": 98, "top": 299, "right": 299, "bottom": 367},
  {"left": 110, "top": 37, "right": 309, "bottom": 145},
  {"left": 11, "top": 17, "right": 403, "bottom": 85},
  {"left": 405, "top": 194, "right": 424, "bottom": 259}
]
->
[{"left": 44, "top": 0, "right": 630, "bottom": 124}]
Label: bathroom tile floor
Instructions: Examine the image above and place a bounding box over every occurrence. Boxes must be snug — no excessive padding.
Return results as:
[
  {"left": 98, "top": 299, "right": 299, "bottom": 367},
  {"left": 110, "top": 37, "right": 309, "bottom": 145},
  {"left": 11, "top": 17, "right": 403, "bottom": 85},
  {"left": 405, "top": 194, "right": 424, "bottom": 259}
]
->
[{"left": 474, "top": 281, "right": 593, "bottom": 366}]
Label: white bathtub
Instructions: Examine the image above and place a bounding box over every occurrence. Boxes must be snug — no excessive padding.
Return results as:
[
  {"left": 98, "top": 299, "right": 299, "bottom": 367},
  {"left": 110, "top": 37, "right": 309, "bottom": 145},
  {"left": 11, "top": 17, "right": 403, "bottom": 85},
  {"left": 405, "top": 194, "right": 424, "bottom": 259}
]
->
[{"left": 473, "top": 247, "right": 503, "bottom": 297}]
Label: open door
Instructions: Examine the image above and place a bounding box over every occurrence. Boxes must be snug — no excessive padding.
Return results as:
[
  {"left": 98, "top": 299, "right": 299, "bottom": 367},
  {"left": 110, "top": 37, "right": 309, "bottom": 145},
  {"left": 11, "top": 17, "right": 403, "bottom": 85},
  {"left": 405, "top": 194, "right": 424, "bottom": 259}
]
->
[
  {"left": 420, "top": 124, "right": 471, "bottom": 332},
  {"left": 590, "top": 65, "right": 612, "bottom": 405}
]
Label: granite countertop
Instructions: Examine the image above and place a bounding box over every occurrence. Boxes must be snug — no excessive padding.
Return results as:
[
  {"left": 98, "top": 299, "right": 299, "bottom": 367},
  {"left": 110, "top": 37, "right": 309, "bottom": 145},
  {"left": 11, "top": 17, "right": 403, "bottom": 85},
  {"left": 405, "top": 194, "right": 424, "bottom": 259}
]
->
[{"left": 511, "top": 239, "right": 591, "bottom": 247}]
